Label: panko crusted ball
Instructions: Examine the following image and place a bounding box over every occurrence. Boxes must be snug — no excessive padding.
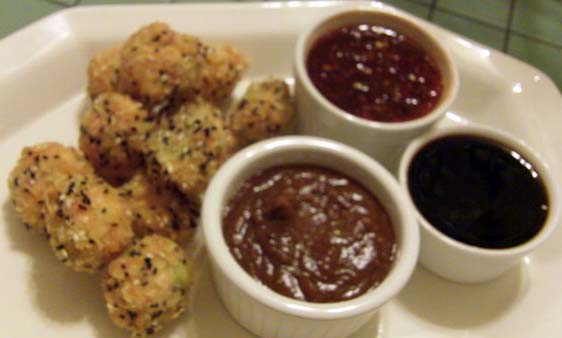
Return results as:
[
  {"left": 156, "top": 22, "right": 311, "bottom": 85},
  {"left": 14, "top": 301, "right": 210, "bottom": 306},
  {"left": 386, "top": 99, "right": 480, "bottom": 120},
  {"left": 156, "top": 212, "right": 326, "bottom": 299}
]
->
[
  {"left": 229, "top": 79, "right": 295, "bottom": 145},
  {"left": 102, "top": 235, "right": 191, "bottom": 337},
  {"left": 198, "top": 43, "right": 248, "bottom": 104},
  {"left": 45, "top": 175, "right": 134, "bottom": 273},
  {"left": 121, "top": 21, "right": 179, "bottom": 55},
  {"left": 8, "top": 142, "right": 93, "bottom": 235},
  {"left": 120, "top": 170, "right": 196, "bottom": 241},
  {"left": 87, "top": 46, "right": 122, "bottom": 98},
  {"left": 118, "top": 22, "right": 203, "bottom": 106},
  {"left": 145, "top": 98, "right": 237, "bottom": 204},
  {"left": 80, "top": 92, "right": 153, "bottom": 186}
]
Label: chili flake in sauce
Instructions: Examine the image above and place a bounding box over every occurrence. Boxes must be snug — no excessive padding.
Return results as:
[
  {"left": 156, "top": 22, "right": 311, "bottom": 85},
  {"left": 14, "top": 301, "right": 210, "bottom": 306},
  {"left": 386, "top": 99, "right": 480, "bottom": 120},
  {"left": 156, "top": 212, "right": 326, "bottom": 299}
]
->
[{"left": 307, "top": 24, "right": 443, "bottom": 122}]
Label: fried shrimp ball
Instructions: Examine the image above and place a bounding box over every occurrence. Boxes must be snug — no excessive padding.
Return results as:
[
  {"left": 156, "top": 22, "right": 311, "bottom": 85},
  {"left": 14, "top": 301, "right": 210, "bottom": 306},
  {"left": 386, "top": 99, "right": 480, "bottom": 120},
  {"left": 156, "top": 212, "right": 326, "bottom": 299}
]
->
[
  {"left": 80, "top": 92, "right": 153, "bottom": 186},
  {"left": 120, "top": 171, "right": 196, "bottom": 241},
  {"left": 121, "top": 22, "right": 179, "bottom": 54},
  {"left": 145, "top": 99, "right": 237, "bottom": 204},
  {"left": 198, "top": 43, "right": 248, "bottom": 104},
  {"left": 102, "top": 235, "right": 191, "bottom": 337},
  {"left": 229, "top": 79, "right": 295, "bottom": 145},
  {"left": 87, "top": 46, "right": 121, "bottom": 98},
  {"left": 118, "top": 22, "right": 203, "bottom": 105},
  {"left": 8, "top": 142, "right": 93, "bottom": 235},
  {"left": 45, "top": 175, "right": 134, "bottom": 273}
]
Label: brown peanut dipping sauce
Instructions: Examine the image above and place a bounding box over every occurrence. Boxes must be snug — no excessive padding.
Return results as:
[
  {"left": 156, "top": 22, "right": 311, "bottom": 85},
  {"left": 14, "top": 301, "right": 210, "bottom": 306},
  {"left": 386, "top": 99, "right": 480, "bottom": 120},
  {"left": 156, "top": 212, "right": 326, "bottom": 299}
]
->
[{"left": 223, "top": 165, "right": 396, "bottom": 303}]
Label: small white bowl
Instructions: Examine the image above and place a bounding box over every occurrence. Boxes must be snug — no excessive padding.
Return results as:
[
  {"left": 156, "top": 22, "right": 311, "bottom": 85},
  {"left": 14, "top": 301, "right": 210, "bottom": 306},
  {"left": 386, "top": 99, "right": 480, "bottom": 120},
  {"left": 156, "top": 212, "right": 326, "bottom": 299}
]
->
[
  {"left": 202, "top": 136, "right": 419, "bottom": 338},
  {"left": 294, "top": 9, "right": 459, "bottom": 168},
  {"left": 398, "top": 125, "right": 561, "bottom": 283}
]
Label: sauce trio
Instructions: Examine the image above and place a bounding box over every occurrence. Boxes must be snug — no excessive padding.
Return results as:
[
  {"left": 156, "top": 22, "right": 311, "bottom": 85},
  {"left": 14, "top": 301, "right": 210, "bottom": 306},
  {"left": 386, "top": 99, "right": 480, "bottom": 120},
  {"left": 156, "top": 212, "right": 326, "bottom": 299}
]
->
[
  {"left": 221, "top": 25, "right": 548, "bottom": 302},
  {"left": 223, "top": 165, "right": 396, "bottom": 303},
  {"left": 307, "top": 23, "right": 442, "bottom": 122},
  {"left": 408, "top": 136, "right": 549, "bottom": 249}
]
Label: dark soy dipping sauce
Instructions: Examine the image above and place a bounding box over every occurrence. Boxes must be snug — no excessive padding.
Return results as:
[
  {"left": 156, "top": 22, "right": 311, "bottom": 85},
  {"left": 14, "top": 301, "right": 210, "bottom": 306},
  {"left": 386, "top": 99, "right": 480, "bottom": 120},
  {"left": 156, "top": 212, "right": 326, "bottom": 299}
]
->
[
  {"left": 307, "top": 23, "right": 443, "bottom": 122},
  {"left": 408, "top": 136, "right": 548, "bottom": 249},
  {"left": 223, "top": 165, "right": 396, "bottom": 303}
]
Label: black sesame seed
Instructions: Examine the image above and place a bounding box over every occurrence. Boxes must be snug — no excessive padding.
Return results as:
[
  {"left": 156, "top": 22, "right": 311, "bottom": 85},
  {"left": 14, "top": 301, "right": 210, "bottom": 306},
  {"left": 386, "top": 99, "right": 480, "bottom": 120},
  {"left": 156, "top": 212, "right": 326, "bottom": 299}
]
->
[
  {"left": 66, "top": 182, "right": 75, "bottom": 195},
  {"left": 81, "top": 192, "right": 91, "bottom": 205},
  {"left": 129, "top": 250, "right": 141, "bottom": 257},
  {"left": 127, "top": 310, "right": 137, "bottom": 321},
  {"left": 144, "top": 257, "right": 152, "bottom": 270},
  {"left": 150, "top": 311, "right": 163, "bottom": 319}
]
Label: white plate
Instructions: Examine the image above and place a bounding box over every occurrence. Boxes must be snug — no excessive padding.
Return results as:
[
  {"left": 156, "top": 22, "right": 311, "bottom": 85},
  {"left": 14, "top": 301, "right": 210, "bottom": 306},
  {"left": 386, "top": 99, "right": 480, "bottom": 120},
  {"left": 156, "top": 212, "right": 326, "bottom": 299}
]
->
[{"left": 1, "top": 2, "right": 561, "bottom": 337}]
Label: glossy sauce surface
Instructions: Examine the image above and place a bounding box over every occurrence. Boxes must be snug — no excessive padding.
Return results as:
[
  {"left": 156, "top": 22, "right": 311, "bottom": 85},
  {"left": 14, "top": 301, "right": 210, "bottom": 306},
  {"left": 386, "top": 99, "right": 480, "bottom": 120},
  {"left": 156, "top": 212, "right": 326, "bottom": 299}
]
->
[
  {"left": 307, "top": 24, "right": 443, "bottom": 122},
  {"left": 223, "top": 165, "right": 396, "bottom": 303},
  {"left": 408, "top": 136, "right": 549, "bottom": 249}
]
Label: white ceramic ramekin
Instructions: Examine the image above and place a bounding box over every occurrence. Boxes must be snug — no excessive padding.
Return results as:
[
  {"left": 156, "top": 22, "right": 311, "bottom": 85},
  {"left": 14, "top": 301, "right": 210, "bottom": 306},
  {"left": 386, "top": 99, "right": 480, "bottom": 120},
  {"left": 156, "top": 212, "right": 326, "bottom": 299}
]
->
[
  {"left": 202, "top": 136, "right": 419, "bottom": 338},
  {"left": 398, "top": 125, "right": 561, "bottom": 283},
  {"left": 294, "top": 9, "right": 459, "bottom": 169}
]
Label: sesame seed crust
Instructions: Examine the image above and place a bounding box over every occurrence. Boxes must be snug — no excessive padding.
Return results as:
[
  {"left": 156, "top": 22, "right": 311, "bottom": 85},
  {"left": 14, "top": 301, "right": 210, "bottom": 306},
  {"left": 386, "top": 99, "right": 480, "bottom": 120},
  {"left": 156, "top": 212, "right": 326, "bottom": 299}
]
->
[
  {"left": 8, "top": 142, "right": 93, "bottom": 235},
  {"left": 79, "top": 92, "right": 153, "bottom": 186},
  {"left": 120, "top": 170, "right": 196, "bottom": 241},
  {"left": 88, "top": 46, "right": 122, "bottom": 98},
  {"left": 145, "top": 98, "right": 237, "bottom": 205},
  {"left": 118, "top": 22, "right": 203, "bottom": 106},
  {"left": 45, "top": 175, "right": 135, "bottom": 273},
  {"left": 102, "top": 235, "right": 191, "bottom": 337},
  {"left": 198, "top": 43, "right": 248, "bottom": 105},
  {"left": 229, "top": 79, "right": 296, "bottom": 145}
]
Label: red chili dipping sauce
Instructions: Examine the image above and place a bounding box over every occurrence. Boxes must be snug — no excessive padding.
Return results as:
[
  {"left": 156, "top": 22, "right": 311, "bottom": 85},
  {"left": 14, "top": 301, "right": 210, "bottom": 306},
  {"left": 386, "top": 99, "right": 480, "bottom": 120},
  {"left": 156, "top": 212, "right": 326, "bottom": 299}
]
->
[
  {"left": 307, "top": 24, "right": 443, "bottom": 122},
  {"left": 223, "top": 165, "right": 396, "bottom": 303}
]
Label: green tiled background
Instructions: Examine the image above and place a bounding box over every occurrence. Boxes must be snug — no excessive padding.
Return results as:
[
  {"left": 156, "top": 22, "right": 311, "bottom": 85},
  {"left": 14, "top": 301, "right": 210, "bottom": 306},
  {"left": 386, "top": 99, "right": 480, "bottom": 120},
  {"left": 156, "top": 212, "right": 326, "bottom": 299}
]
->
[{"left": 0, "top": 0, "right": 561, "bottom": 91}]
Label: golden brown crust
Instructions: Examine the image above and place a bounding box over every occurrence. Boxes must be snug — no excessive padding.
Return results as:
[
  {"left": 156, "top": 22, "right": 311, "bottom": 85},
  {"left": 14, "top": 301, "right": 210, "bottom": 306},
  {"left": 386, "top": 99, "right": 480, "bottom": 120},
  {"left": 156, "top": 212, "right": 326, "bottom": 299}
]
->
[
  {"left": 118, "top": 22, "right": 204, "bottom": 106},
  {"left": 145, "top": 98, "right": 237, "bottom": 204},
  {"left": 87, "top": 46, "right": 122, "bottom": 98},
  {"left": 79, "top": 92, "right": 153, "bottom": 186},
  {"left": 120, "top": 170, "right": 196, "bottom": 242},
  {"left": 198, "top": 43, "right": 248, "bottom": 104},
  {"left": 229, "top": 79, "right": 295, "bottom": 145},
  {"left": 45, "top": 175, "right": 135, "bottom": 273},
  {"left": 8, "top": 143, "right": 93, "bottom": 235},
  {"left": 102, "top": 235, "right": 191, "bottom": 337}
]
